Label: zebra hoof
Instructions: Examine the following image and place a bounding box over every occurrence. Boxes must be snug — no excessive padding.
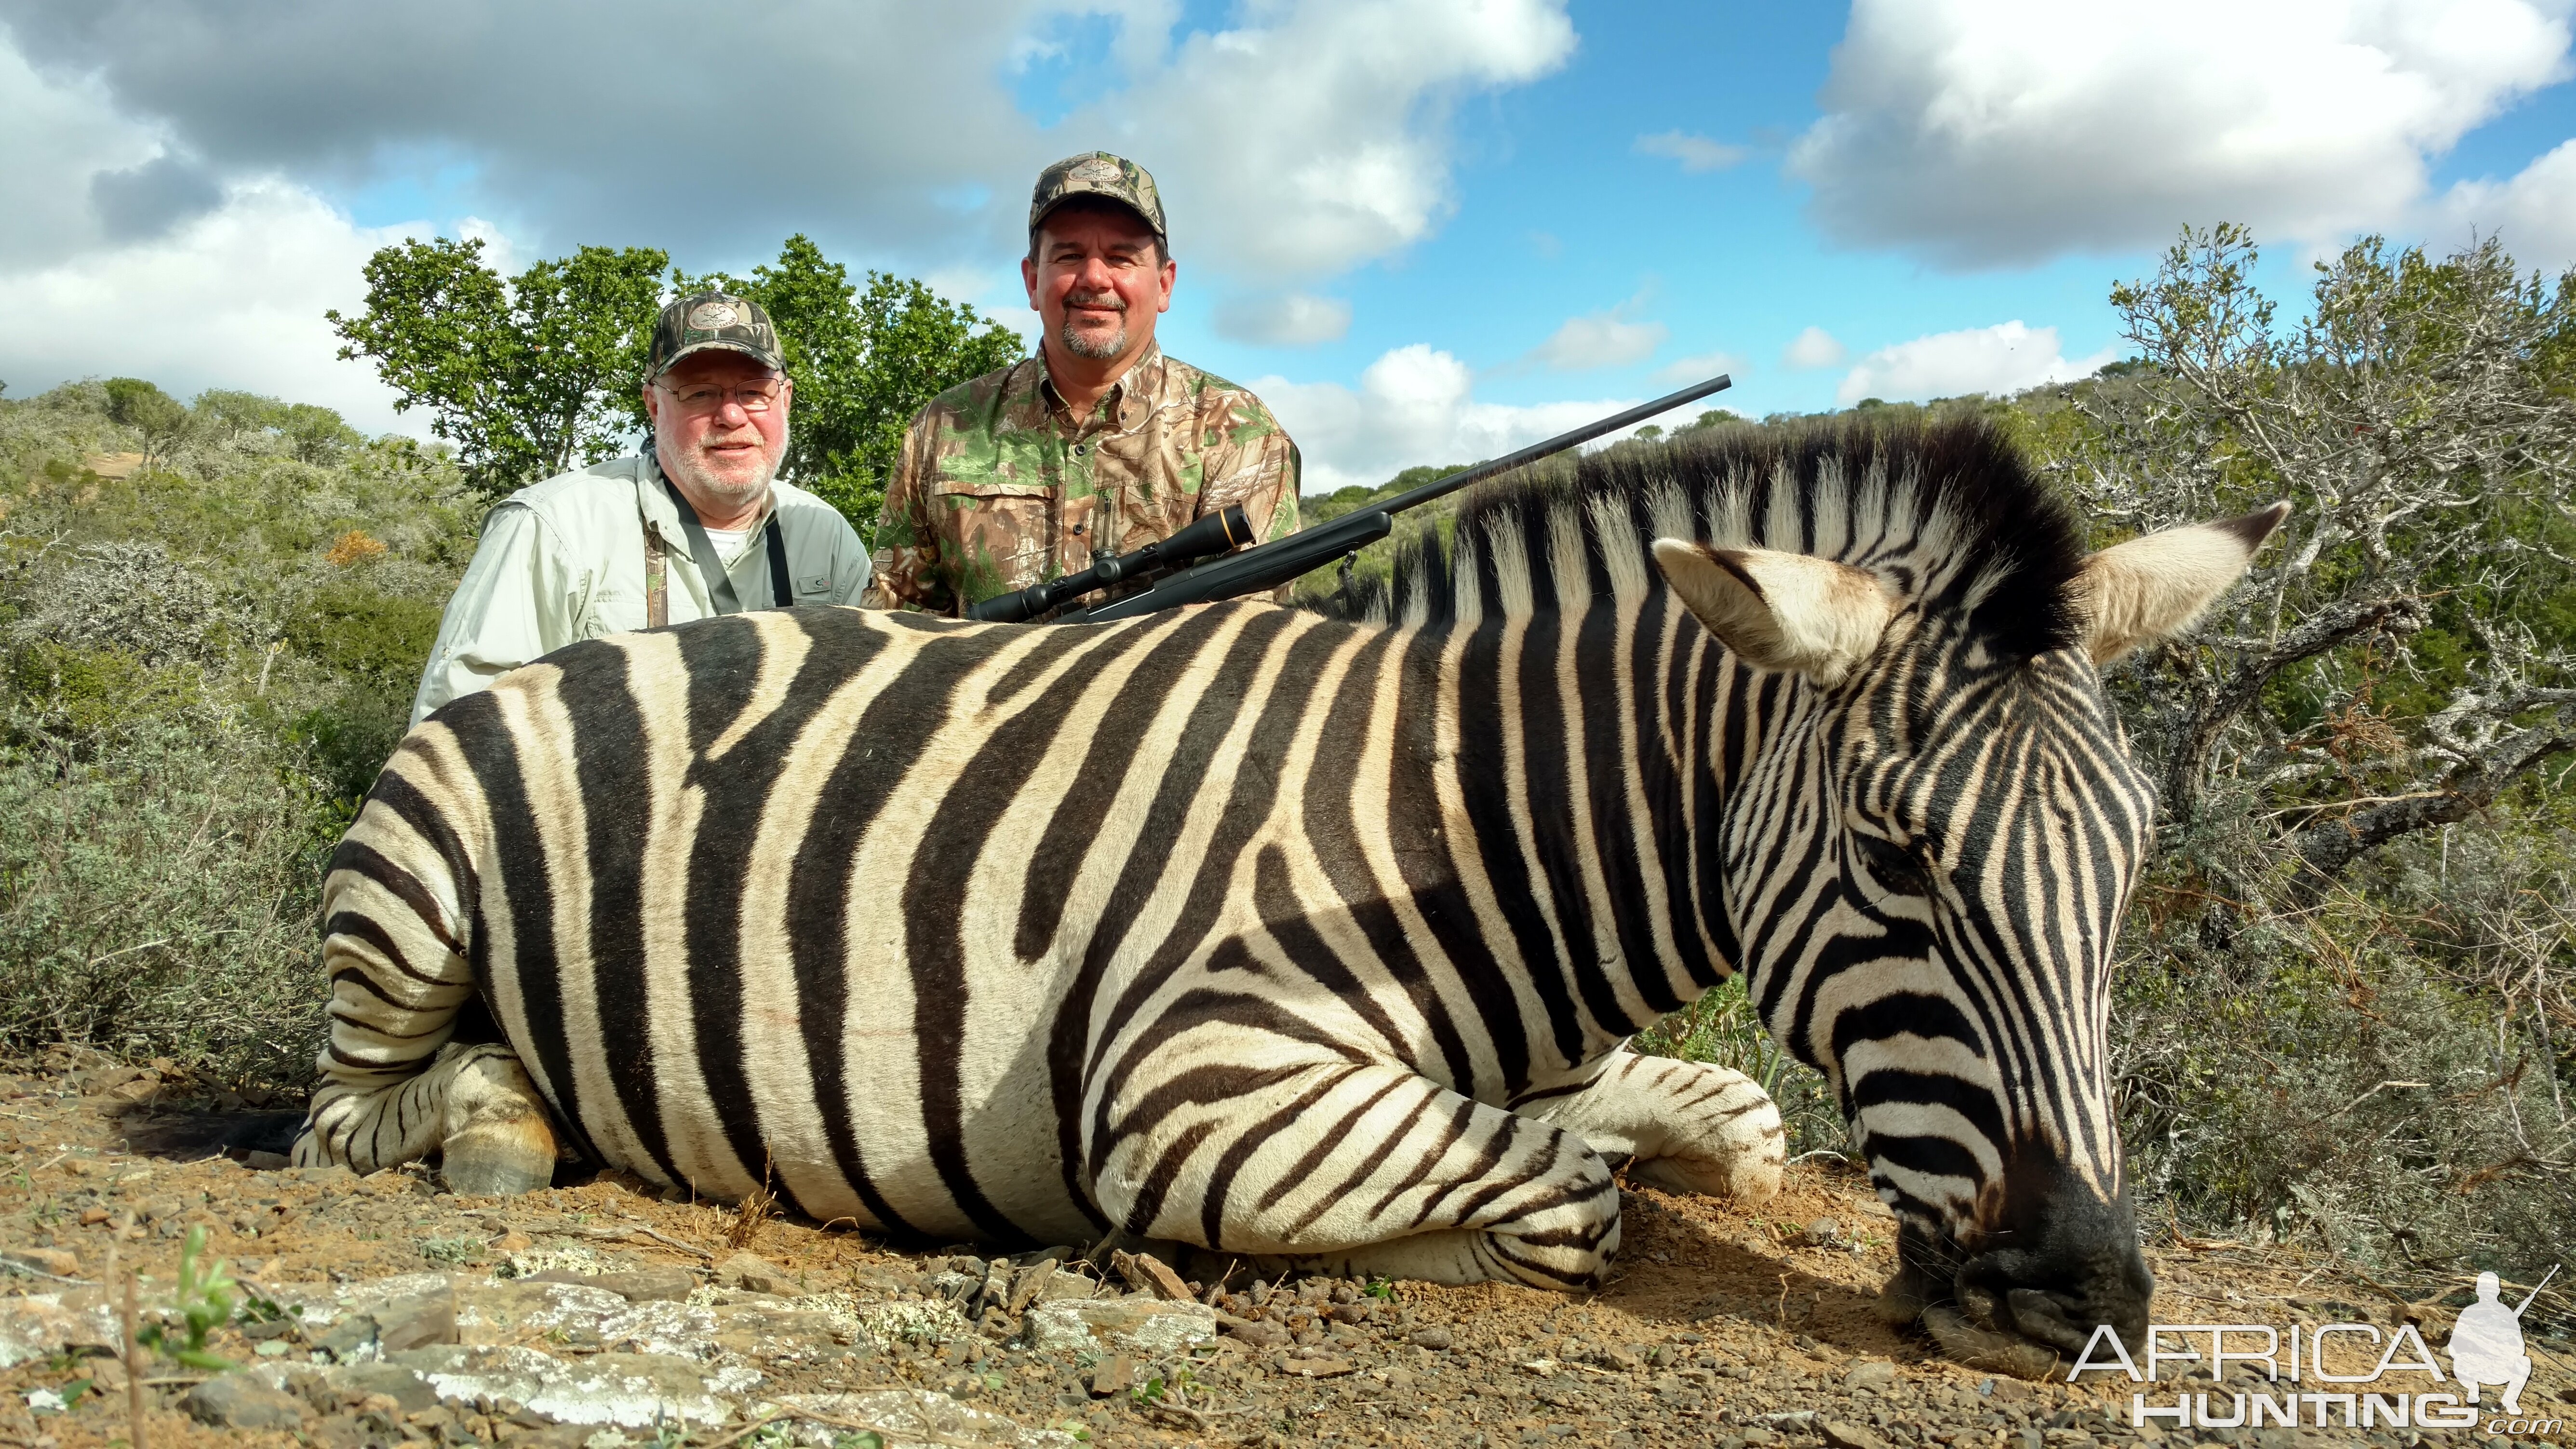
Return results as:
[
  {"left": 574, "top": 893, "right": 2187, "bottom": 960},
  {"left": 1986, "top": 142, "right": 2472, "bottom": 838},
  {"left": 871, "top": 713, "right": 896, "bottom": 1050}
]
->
[
  {"left": 440, "top": 1136, "right": 555, "bottom": 1196},
  {"left": 1921, "top": 1303, "right": 2060, "bottom": 1381},
  {"left": 1627, "top": 1150, "right": 1782, "bottom": 1202}
]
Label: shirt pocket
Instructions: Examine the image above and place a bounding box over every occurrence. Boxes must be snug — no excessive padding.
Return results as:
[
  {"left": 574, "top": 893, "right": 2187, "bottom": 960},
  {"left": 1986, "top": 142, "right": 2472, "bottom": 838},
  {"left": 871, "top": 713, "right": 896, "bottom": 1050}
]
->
[
  {"left": 929, "top": 479, "right": 1074, "bottom": 596},
  {"left": 582, "top": 586, "right": 651, "bottom": 639}
]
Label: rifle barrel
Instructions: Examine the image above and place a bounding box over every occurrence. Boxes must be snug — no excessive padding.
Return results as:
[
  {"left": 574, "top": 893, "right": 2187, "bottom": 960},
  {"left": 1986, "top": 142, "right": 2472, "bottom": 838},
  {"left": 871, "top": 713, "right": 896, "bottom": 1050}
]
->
[
  {"left": 1077, "top": 372, "right": 1732, "bottom": 623},
  {"left": 1352, "top": 372, "right": 1734, "bottom": 520}
]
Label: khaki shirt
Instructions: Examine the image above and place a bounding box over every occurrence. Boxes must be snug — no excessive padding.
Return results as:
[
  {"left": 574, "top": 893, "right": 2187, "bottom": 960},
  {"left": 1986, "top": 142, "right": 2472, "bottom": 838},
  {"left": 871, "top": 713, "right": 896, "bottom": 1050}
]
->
[
  {"left": 862, "top": 345, "right": 1300, "bottom": 615},
  {"left": 410, "top": 452, "right": 871, "bottom": 725}
]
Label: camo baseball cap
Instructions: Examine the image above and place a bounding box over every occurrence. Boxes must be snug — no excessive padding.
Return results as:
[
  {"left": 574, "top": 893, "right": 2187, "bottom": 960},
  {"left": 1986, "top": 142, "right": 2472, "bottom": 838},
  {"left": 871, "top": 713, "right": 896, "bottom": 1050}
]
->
[
  {"left": 1028, "top": 152, "right": 1167, "bottom": 244},
  {"left": 647, "top": 291, "right": 785, "bottom": 381}
]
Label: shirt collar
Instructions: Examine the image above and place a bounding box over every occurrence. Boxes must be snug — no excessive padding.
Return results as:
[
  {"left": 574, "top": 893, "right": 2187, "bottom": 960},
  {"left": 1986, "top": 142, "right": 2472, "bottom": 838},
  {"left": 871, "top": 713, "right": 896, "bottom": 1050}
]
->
[{"left": 1038, "top": 342, "right": 1163, "bottom": 432}]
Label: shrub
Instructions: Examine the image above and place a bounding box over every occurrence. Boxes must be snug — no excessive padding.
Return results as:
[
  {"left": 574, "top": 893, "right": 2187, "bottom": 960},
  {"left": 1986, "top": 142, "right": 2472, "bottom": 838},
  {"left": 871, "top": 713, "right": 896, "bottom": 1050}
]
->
[{"left": 0, "top": 711, "right": 331, "bottom": 1087}]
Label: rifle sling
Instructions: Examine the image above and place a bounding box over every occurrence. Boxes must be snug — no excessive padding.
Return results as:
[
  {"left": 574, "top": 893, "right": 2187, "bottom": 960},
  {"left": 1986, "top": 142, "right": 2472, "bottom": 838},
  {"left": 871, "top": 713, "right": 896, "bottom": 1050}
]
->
[{"left": 661, "top": 478, "right": 792, "bottom": 614}]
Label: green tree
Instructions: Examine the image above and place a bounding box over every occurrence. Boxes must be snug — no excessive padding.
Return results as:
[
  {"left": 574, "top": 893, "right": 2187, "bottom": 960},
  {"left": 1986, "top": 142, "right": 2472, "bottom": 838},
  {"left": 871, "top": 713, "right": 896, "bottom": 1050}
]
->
[
  {"left": 194, "top": 388, "right": 284, "bottom": 444},
  {"left": 191, "top": 390, "right": 363, "bottom": 462},
  {"left": 681, "top": 235, "right": 1023, "bottom": 538},
  {"left": 2052, "top": 225, "right": 2576, "bottom": 887},
  {"left": 328, "top": 237, "right": 669, "bottom": 495},
  {"left": 103, "top": 377, "right": 191, "bottom": 470}
]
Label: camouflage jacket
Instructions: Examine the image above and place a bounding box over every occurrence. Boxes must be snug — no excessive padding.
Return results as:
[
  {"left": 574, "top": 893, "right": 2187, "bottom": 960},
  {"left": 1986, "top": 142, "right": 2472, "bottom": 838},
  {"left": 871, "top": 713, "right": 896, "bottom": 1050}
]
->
[{"left": 863, "top": 346, "right": 1301, "bottom": 615}]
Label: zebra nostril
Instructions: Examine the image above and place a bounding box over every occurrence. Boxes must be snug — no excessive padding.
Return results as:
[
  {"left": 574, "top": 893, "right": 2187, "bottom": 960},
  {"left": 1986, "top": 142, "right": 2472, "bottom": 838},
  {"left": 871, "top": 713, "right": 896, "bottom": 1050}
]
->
[{"left": 2005, "top": 1287, "right": 2091, "bottom": 1354}]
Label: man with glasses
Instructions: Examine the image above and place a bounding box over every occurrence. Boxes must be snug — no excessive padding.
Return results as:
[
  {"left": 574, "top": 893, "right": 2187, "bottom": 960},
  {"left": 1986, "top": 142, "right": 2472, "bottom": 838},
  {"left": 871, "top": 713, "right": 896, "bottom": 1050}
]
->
[
  {"left": 864, "top": 152, "right": 1300, "bottom": 617},
  {"left": 409, "top": 290, "right": 871, "bottom": 724}
]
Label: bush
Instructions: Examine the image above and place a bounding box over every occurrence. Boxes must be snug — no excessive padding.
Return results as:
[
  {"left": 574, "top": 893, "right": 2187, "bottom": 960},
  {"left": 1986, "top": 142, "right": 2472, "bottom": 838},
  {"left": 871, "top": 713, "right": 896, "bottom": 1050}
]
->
[
  {"left": 0, "top": 712, "right": 333, "bottom": 1087},
  {"left": 0, "top": 377, "right": 476, "bottom": 1091}
]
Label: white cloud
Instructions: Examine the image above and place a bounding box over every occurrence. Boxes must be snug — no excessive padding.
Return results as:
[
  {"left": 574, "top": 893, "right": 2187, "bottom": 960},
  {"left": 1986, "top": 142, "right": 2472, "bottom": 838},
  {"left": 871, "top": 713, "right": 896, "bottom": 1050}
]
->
[
  {"left": 2, "top": 0, "right": 1573, "bottom": 285},
  {"left": 1215, "top": 291, "right": 1354, "bottom": 346},
  {"left": 1257, "top": 345, "right": 1659, "bottom": 493},
  {"left": 1529, "top": 307, "right": 1668, "bottom": 371},
  {"left": 1089, "top": 0, "right": 1577, "bottom": 278},
  {"left": 1635, "top": 130, "right": 1748, "bottom": 173},
  {"left": 0, "top": 1, "right": 1573, "bottom": 416},
  {"left": 0, "top": 44, "right": 417, "bottom": 428},
  {"left": 1652, "top": 349, "right": 1744, "bottom": 386},
  {"left": 1835, "top": 321, "right": 2115, "bottom": 404},
  {"left": 1782, "top": 325, "right": 1846, "bottom": 369},
  {"left": 0, "top": 178, "right": 427, "bottom": 433},
  {"left": 2439, "top": 137, "right": 2576, "bottom": 270},
  {"left": 0, "top": 39, "right": 185, "bottom": 269},
  {"left": 1788, "top": 0, "right": 2576, "bottom": 268}
]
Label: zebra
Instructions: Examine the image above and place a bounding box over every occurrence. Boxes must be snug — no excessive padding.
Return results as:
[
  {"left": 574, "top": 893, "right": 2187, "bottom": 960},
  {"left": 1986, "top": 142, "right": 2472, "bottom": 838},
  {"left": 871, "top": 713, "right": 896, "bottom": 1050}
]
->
[{"left": 296, "top": 416, "right": 2281, "bottom": 1372}]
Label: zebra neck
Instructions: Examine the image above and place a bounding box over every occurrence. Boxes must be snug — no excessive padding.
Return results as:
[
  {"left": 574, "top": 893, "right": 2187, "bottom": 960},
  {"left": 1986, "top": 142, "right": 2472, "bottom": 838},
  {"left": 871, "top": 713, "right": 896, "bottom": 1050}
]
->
[{"left": 1417, "top": 591, "right": 1743, "bottom": 1072}]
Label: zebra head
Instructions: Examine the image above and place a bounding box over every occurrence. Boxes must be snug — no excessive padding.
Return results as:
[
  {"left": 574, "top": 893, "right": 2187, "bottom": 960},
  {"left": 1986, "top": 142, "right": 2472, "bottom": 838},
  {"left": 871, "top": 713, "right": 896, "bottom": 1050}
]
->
[{"left": 1646, "top": 448, "right": 2285, "bottom": 1372}]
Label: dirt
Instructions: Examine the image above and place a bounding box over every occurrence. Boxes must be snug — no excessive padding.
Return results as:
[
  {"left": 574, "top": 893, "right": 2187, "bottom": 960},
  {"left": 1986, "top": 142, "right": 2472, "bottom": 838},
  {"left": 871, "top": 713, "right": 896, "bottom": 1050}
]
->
[{"left": 1, "top": 1051, "right": 2569, "bottom": 1448}]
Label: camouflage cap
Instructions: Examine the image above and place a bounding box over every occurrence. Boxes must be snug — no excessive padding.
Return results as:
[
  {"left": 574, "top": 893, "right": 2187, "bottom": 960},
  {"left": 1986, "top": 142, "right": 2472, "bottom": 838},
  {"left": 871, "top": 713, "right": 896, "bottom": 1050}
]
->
[
  {"left": 1029, "top": 152, "right": 1167, "bottom": 244},
  {"left": 646, "top": 291, "right": 785, "bottom": 381}
]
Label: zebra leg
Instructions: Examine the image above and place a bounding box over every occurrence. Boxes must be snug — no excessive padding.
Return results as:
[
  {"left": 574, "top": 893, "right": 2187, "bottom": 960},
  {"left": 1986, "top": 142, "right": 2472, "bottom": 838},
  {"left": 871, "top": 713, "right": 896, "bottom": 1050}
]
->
[
  {"left": 291, "top": 772, "right": 551, "bottom": 1194},
  {"left": 295, "top": 1040, "right": 556, "bottom": 1195},
  {"left": 1096, "top": 1062, "right": 1623, "bottom": 1291},
  {"left": 436, "top": 1045, "right": 559, "bottom": 1195},
  {"left": 1520, "top": 1050, "right": 1785, "bottom": 1202}
]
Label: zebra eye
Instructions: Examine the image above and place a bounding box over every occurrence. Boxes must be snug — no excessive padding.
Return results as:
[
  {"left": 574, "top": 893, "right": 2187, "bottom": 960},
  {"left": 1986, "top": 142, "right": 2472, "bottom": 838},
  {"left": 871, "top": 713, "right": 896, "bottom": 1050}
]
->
[{"left": 1855, "top": 832, "right": 1932, "bottom": 898}]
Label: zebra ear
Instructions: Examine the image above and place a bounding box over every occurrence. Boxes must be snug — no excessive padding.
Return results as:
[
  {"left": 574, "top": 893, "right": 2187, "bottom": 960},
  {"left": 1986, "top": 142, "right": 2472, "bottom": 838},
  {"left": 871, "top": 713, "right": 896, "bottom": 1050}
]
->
[
  {"left": 2076, "top": 502, "right": 2290, "bottom": 663},
  {"left": 1650, "top": 539, "right": 1899, "bottom": 687}
]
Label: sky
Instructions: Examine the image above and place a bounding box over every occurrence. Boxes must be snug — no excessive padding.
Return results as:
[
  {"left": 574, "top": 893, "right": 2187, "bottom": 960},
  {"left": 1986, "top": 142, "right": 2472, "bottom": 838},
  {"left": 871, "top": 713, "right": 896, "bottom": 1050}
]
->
[{"left": 1, "top": 0, "right": 2572, "bottom": 494}]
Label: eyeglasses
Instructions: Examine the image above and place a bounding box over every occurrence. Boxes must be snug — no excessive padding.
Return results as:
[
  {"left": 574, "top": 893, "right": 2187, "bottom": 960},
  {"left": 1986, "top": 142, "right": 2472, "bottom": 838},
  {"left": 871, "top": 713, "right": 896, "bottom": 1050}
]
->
[{"left": 657, "top": 377, "right": 787, "bottom": 416}]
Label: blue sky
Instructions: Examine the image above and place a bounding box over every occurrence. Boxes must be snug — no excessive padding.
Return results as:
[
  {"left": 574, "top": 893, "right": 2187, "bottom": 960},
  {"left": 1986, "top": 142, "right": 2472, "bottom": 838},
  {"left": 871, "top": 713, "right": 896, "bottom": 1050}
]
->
[{"left": 2, "top": 0, "right": 2572, "bottom": 492}]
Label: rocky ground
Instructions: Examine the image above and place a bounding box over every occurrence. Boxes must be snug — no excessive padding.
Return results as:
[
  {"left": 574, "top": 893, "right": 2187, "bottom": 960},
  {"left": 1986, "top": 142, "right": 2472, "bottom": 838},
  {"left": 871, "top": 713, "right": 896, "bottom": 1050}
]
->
[{"left": 0, "top": 1049, "right": 2568, "bottom": 1448}]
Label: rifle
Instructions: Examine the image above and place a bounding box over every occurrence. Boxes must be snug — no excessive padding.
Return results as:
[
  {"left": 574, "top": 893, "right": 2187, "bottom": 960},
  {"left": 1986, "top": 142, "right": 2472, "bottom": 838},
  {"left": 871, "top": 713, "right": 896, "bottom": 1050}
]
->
[{"left": 964, "top": 373, "right": 1734, "bottom": 625}]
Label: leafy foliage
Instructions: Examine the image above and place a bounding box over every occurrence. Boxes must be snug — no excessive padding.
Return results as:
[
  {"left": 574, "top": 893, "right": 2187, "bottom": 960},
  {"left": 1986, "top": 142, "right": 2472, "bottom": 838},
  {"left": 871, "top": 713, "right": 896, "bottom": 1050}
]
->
[
  {"left": 137, "top": 1225, "right": 239, "bottom": 1371},
  {"left": 0, "top": 379, "right": 476, "bottom": 1087},
  {"left": 103, "top": 378, "right": 190, "bottom": 470},
  {"left": 329, "top": 237, "right": 670, "bottom": 495}
]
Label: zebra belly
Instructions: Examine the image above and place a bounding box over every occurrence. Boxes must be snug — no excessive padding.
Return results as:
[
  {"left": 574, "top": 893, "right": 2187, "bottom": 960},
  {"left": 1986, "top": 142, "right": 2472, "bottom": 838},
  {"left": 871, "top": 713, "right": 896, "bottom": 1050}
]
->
[
  {"left": 363, "top": 601, "right": 1471, "bottom": 1248},
  {"left": 446, "top": 610, "right": 1119, "bottom": 1243}
]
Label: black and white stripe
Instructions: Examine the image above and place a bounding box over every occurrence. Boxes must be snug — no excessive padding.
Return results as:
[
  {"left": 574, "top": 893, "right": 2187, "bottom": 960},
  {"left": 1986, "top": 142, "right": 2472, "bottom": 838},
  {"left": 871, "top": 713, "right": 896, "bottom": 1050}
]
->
[{"left": 300, "top": 418, "right": 2259, "bottom": 1335}]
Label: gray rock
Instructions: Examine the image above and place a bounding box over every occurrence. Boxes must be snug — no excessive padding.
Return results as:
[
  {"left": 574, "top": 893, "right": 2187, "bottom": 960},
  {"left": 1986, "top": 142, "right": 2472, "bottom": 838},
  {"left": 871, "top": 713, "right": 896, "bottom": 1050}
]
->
[
  {"left": 715, "top": 1252, "right": 796, "bottom": 1296},
  {"left": 314, "top": 1313, "right": 380, "bottom": 1361},
  {"left": 1820, "top": 1422, "right": 1889, "bottom": 1449},
  {"left": 1409, "top": 1326, "right": 1455, "bottom": 1351},
  {"left": 1218, "top": 1313, "right": 1288, "bottom": 1348},
  {"left": 1005, "top": 1260, "right": 1058, "bottom": 1315},
  {"left": 327, "top": 1362, "right": 442, "bottom": 1413},
  {"left": 1842, "top": 1360, "right": 1898, "bottom": 1391},
  {"left": 385, "top": 1344, "right": 763, "bottom": 1427},
  {"left": 377, "top": 1286, "right": 459, "bottom": 1352},
  {"left": 1023, "top": 1297, "right": 1216, "bottom": 1354},
  {"left": 184, "top": 1373, "right": 312, "bottom": 1430},
  {"left": 767, "top": 1389, "right": 1078, "bottom": 1448},
  {"left": 517, "top": 1269, "right": 698, "bottom": 1303},
  {"left": 1032, "top": 1269, "right": 1099, "bottom": 1303}
]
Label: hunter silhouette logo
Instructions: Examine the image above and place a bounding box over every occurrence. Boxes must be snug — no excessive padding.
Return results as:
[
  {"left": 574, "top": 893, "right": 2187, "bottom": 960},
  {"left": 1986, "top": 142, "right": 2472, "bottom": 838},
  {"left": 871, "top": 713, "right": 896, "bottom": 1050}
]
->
[
  {"left": 2453, "top": 1267, "right": 2554, "bottom": 1416},
  {"left": 2070, "top": 1264, "right": 2564, "bottom": 1434}
]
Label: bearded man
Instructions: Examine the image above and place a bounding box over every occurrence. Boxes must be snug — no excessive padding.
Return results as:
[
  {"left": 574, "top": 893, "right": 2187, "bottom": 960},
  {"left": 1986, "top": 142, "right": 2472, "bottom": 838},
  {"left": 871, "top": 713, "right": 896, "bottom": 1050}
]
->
[
  {"left": 863, "top": 152, "right": 1301, "bottom": 616},
  {"left": 410, "top": 291, "right": 872, "bottom": 724}
]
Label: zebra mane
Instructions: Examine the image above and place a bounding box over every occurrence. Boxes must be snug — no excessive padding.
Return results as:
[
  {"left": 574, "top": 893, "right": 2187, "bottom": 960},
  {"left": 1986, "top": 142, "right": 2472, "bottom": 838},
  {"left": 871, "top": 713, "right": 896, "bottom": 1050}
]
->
[{"left": 1315, "top": 415, "right": 2089, "bottom": 658}]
